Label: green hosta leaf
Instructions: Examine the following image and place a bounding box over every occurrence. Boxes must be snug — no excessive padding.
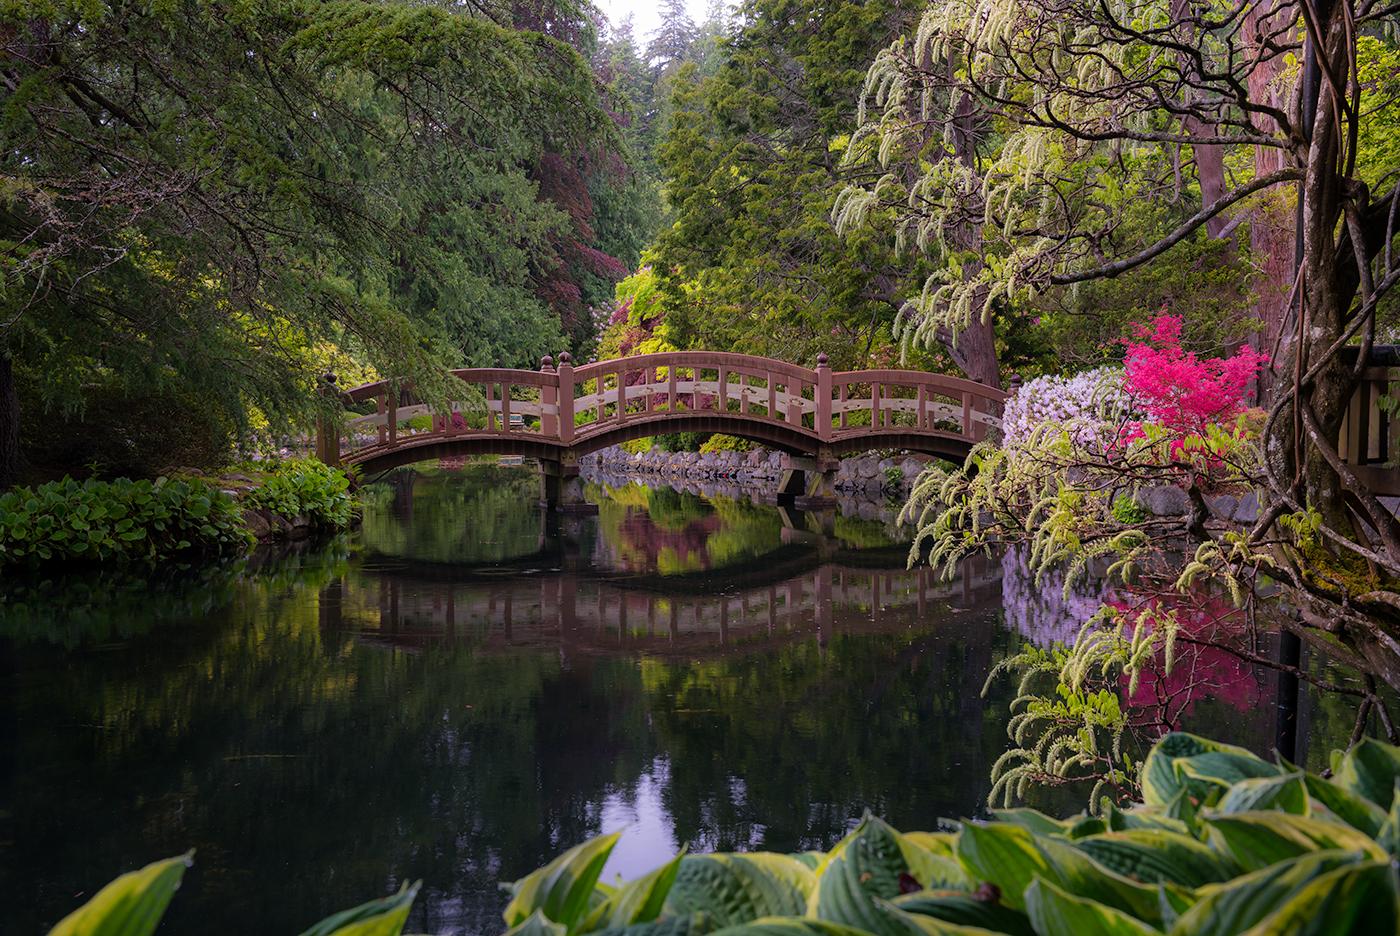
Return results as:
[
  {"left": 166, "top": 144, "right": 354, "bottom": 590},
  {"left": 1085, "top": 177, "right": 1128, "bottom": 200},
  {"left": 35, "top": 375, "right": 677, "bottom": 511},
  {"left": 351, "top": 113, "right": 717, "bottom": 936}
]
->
[
  {"left": 297, "top": 882, "right": 418, "bottom": 936},
  {"left": 1141, "top": 733, "right": 1278, "bottom": 808},
  {"left": 504, "top": 832, "right": 621, "bottom": 931},
  {"left": 1216, "top": 773, "right": 1308, "bottom": 816},
  {"left": 1205, "top": 812, "right": 1388, "bottom": 871},
  {"left": 588, "top": 915, "right": 715, "bottom": 936},
  {"left": 1024, "top": 878, "right": 1162, "bottom": 936},
  {"left": 48, "top": 853, "right": 192, "bottom": 936},
  {"left": 808, "top": 815, "right": 965, "bottom": 935},
  {"left": 1073, "top": 830, "right": 1237, "bottom": 888},
  {"left": 893, "top": 890, "right": 1036, "bottom": 935},
  {"left": 1100, "top": 802, "right": 1190, "bottom": 837},
  {"left": 706, "top": 918, "right": 873, "bottom": 935},
  {"left": 1237, "top": 860, "right": 1400, "bottom": 934},
  {"left": 585, "top": 852, "right": 686, "bottom": 931},
  {"left": 506, "top": 910, "right": 568, "bottom": 936},
  {"left": 1330, "top": 737, "right": 1400, "bottom": 811},
  {"left": 990, "top": 808, "right": 1072, "bottom": 838},
  {"left": 664, "top": 854, "right": 813, "bottom": 928},
  {"left": 1300, "top": 772, "right": 1388, "bottom": 837},
  {"left": 1377, "top": 781, "right": 1400, "bottom": 856},
  {"left": 1166, "top": 851, "right": 1366, "bottom": 936},
  {"left": 955, "top": 822, "right": 1174, "bottom": 924},
  {"left": 901, "top": 833, "right": 957, "bottom": 860}
]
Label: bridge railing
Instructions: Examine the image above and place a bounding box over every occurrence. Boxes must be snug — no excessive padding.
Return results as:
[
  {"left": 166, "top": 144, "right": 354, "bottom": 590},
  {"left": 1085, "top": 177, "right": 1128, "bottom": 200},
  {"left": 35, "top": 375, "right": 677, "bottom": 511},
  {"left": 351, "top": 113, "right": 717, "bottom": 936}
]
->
[{"left": 324, "top": 351, "right": 1006, "bottom": 464}]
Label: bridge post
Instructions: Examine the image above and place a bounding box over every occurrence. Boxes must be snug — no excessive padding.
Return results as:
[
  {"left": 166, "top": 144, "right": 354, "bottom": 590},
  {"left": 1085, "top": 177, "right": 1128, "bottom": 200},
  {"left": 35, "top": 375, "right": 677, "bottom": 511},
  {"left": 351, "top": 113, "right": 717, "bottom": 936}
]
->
[
  {"left": 540, "top": 356, "right": 557, "bottom": 438},
  {"left": 557, "top": 352, "right": 575, "bottom": 443},
  {"left": 816, "top": 353, "right": 832, "bottom": 441}
]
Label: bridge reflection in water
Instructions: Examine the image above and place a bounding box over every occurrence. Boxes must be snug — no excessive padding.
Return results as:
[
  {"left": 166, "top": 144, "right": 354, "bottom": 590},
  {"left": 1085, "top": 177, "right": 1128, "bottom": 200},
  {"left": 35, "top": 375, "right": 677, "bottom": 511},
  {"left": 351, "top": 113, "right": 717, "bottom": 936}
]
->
[{"left": 319, "top": 554, "right": 1004, "bottom": 657}]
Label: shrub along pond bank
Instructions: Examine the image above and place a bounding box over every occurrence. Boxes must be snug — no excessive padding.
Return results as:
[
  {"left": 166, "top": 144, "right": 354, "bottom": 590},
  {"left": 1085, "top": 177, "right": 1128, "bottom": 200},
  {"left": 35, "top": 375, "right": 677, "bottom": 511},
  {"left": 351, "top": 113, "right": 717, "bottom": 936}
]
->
[
  {"left": 45, "top": 731, "right": 1400, "bottom": 935},
  {"left": 0, "top": 458, "right": 355, "bottom": 567}
]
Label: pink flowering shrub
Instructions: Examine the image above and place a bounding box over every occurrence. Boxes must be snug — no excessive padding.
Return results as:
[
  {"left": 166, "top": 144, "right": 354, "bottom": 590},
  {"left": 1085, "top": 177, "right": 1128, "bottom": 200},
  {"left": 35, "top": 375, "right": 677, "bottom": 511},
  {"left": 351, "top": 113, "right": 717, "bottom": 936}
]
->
[{"left": 1121, "top": 315, "right": 1268, "bottom": 437}]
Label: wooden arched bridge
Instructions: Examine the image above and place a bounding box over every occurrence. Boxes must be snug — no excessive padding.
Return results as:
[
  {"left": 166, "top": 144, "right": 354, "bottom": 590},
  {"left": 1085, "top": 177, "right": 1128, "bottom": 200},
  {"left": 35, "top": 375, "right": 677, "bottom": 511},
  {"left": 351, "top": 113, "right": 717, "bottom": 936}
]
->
[{"left": 316, "top": 351, "right": 1006, "bottom": 508}]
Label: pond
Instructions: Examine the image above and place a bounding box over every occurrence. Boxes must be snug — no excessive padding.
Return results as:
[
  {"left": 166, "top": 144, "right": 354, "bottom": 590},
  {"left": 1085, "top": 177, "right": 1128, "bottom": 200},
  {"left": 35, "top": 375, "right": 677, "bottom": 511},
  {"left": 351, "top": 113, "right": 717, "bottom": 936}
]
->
[{"left": 0, "top": 463, "right": 1368, "bottom": 934}]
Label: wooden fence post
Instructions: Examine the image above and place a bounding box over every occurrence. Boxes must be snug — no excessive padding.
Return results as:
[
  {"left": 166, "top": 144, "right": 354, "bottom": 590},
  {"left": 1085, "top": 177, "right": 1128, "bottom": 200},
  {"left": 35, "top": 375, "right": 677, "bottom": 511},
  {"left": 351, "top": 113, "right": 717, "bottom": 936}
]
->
[{"left": 315, "top": 372, "right": 341, "bottom": 467}]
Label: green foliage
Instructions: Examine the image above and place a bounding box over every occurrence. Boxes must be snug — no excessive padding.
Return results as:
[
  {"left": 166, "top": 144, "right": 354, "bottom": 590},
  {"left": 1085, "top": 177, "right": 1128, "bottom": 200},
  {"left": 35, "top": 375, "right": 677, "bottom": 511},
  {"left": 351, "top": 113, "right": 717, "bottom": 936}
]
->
[
  {"left": 0, "top": 476, "right": 251, "bottom": 566},
  {"left": 632, "top": 0, "right": 923, "bottom": 371},
  {"left": 241, "top": 459, "right": 356, "bottom": 529},
  {"left": 47, "top": 853, "right": 191, "bottom": 936},
  {"left": 507, "top": 733, "right": 1400, "bottom": 934},
  {"left": 1, "top": 0, "right": 616, "bottom": 470},
  {"left": 48, "top": 854, "right": 420, "bottom": 936},
  {"left": 699, "top": 434, "right": 752, "bottom": 455}
]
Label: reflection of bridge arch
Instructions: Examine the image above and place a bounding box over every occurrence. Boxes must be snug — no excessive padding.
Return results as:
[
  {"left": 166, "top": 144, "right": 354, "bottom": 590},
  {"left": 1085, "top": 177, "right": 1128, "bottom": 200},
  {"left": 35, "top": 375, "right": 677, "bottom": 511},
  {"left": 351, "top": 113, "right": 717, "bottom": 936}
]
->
[
  {"left": 318, "top": 352, "right": 1005, "bottom": 498},
  {"left": 318, "top": 555, "right": 1003, "bottom": 656}
]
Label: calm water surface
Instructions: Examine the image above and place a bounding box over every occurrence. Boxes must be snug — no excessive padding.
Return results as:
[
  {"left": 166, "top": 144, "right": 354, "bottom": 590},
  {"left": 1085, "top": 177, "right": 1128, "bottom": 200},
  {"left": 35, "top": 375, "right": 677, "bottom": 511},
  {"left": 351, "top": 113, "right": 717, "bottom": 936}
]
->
[{"left": 0, "top": 464, "right": 1364, "bottom": 934}]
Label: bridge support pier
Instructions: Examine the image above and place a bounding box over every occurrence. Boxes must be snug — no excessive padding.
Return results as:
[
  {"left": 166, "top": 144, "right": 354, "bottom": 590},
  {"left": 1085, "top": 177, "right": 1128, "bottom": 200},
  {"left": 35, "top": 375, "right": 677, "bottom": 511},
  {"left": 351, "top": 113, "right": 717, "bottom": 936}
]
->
[
  {"left": 539, "top": 458, "right": 597, "bottom": 515},
  {"left": 777, "top": 453, "right": 838, "bottom": 510}
]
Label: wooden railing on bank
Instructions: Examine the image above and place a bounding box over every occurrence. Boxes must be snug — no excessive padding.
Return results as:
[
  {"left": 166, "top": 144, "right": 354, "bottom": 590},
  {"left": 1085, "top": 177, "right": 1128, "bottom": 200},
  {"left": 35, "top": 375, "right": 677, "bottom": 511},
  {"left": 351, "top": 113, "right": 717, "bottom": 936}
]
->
[
  {"left": 1340, "top": 345, "right": 1400, "bottom": 495},
  {"left": 322, "top": 351, "right": 1007, "bottom": 466}
]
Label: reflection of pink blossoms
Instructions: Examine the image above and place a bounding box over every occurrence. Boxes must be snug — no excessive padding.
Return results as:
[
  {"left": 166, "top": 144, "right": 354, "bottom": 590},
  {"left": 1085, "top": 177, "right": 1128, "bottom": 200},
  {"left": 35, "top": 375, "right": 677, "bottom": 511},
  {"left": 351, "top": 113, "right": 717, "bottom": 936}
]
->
[
  {"left": 1113, "top": 595, "right": 1263, "bottom": 722},
  {"left": 1121, "top": 315, "right": 1268, "bottom": 439}
]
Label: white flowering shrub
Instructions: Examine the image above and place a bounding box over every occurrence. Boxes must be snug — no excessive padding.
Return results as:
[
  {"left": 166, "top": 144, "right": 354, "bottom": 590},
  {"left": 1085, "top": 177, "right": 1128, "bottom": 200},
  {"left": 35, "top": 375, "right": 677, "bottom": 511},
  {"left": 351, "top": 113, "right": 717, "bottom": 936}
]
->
[{"left": 1001, "top": 366, "right": 1130, "bottom": 446}]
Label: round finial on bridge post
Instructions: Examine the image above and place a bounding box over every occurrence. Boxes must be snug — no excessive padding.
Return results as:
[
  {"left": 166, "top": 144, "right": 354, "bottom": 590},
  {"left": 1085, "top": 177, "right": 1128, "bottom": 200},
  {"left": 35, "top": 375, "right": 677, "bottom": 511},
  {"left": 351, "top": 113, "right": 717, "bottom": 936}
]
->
[
  {"left": 320, "top": 371, "right": 338, "bottom": 388},
  {"left": 816, "top": 352, "right": 829, "bottom": 367},
  {"left": 558, "top": 351, "right": 572, "bottom": 365},
  {"left": 1008, "top": 372, "right": 1023, "bottom": 393},
  {"left": 540, "top": 354, "right": 555, "bottom": 372}
]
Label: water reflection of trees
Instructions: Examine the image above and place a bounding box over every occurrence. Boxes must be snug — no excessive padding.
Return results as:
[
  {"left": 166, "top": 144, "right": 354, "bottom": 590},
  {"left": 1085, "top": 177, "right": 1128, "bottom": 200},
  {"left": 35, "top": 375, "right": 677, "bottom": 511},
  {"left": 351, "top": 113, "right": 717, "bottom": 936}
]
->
[
  {"left": 6, "top": 546, "right": 1012, "bottom": 935},
  {"left": 358, "top": 466, "right": 545, "bottom": 566}
]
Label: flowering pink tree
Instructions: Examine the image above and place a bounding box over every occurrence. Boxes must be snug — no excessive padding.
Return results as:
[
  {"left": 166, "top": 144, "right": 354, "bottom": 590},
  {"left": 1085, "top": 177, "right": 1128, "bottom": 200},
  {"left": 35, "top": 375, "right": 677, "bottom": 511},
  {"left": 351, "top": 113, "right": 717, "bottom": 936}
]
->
[{"left": 1121, "top": 315, "right": 1268, "bottom": 437}]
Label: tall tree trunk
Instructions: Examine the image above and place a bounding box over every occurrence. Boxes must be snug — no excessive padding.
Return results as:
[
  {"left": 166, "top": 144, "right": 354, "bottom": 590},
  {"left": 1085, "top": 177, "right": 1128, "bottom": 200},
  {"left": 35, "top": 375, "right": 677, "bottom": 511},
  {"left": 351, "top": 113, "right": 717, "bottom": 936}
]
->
[
  {"left": 0, "top": 353, "right": 19, "bottom": 491},
  {"left": 1244, "top": 3, "right": 1296, "bottom": 381}
]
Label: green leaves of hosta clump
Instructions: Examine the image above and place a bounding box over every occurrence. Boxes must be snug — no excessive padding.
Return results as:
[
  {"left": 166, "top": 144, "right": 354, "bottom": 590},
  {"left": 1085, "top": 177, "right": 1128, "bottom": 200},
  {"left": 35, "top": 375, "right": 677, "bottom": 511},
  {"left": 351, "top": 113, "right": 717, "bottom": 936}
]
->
[
  {"left": 513, "top": 732, "right": 1400, "bottom": 935},
  {"left": 47, "top": 853, "right": 192, "bottom": 936},
  {"left": 47, "top": 853, "right": 422, "bottom": 936},
  {"left": 39, "top": 732, "right": 1400, "bottom": 936}
]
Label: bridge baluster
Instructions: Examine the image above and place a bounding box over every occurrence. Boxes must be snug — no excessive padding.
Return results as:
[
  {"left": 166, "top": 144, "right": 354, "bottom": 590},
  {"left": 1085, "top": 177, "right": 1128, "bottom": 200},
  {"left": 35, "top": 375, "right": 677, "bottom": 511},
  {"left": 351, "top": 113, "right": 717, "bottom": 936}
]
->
[
  {"left": 767, "top": 373, "right": 777, "bottom": 419},
  {"left": 501, "top": 382, "right": 512, "bottom": 433},
  {"left": 540, "top": 356, "right": 557, "bottom": 438},
  {"left": 916, "top": 384, "right": 928, "bottom": 431},
  {"left": 386, "top": 389, "right": 397, "bottom": 445},
  {"left": 377, "top": 393, "right": 387, "bottom": 446},
  {"left": 816, "top": 354, "right": 831, "bottom": 442},
  {"left": 558, "top": 353, "right": 574, "bottom": 443},
  {"left": 871, "top": 382, "right": 881, "bottom": 429},
  {"left": 616, "top": 368, "right": 626, "bottom": 423},
  {"left": 786, "top": 380, "right": 801, "bottom": 426}
]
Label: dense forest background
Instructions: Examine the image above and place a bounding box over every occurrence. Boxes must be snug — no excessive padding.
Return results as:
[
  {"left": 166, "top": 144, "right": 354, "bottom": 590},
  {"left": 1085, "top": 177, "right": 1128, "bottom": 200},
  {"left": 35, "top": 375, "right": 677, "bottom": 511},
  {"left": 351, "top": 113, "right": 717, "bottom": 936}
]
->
[{"left": 3, "top": 0, "right": 1398, "bottom": 483}]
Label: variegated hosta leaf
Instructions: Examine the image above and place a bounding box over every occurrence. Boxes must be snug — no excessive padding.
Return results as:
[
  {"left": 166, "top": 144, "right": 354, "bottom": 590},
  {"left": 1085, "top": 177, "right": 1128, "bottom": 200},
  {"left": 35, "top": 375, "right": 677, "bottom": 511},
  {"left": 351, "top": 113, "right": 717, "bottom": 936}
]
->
[
  {"left": 1329, "top": 737, "right": 1400, "bottom": 812},
  {"left": 297, "top": 882, "right": 419, "bottom": 936},
  {"left": 663, "top": 854, "right": 814, "bottom": 928},
  {"left": 47, "top": 853, "right": 192, "bottom": 936},
  {"left": 893, "top": 890, "right": 1036, "bottom": 935},
  {"left": 1204, "top": 812, "right": 1389, "bottom": 871},
  {"left": 1214, "top": 773, "right": 1308, "bottom": 816},
  {"left": 1072, "top": 830, "right": 1237, "bottom": 888},
  {"left": 1140, "top": 733, "right": 1279, "bottom": 808},
  {"left": 1166, "top": 850, "right": 1368, "bottom": 936},
  {"left": 504, "top": 832, "right": 621, "bottom": 932},
  {"left": 808, "top": 815, "right": 971, "bottom": 936},
  {"left": 1232, "top": 861, "right": 1400, "bottom": 935},
  {"left": 955, "top": 821, "right": 1182, "bottom": 926},
  {"left": 583, "top": 852, "right": 686, "bottom": 932},
  {"left": 1023, "top": 878, "right": 1162, "bottom": 936}
]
